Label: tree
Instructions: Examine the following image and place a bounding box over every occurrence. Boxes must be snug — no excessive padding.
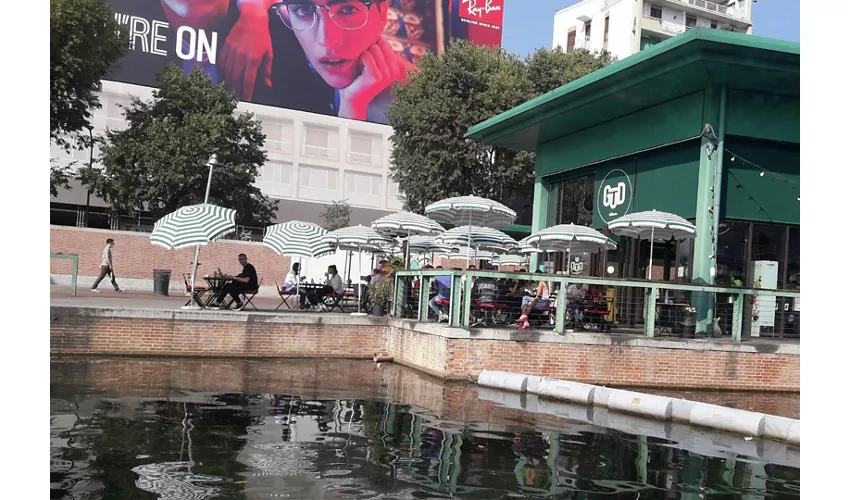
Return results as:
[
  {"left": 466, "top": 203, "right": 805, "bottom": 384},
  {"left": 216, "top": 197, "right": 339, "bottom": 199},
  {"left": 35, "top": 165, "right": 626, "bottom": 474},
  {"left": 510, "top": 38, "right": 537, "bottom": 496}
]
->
[
  {"left": 320, "top": 200, "right": 352, "bottom": 231},
  {"left": 50, "top": 0, "right": 127, "bottom": 146},
  {"left": 83, "top": 65, "right": 278, "bottom": 226},
  {"left": 387, "top": 42, "right": 613, "bottom": 215}
]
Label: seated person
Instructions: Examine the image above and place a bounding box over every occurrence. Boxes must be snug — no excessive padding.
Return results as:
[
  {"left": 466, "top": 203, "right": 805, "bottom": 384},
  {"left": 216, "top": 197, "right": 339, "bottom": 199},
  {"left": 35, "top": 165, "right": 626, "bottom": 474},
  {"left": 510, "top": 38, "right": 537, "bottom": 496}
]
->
[
  {"left": 429, "top": 275, "right": 453, "bottom": 323},
  {"left": 473, "top": 274, "right": 498, "bottom": 305},
  {"left": 283, "top": 262, "right": 308, "bottom": 309},
  {"left": 213, "top": 253, "right": 258, "bottom": 310},
  {"left": 516, "top": 271, "right": 550, "bottom": 330},
  {"left": 566, "top": 282, "right": 590, "bottom": 323},
  {"left": 310, "top": 265, "right": 345, "bottom": 309}
]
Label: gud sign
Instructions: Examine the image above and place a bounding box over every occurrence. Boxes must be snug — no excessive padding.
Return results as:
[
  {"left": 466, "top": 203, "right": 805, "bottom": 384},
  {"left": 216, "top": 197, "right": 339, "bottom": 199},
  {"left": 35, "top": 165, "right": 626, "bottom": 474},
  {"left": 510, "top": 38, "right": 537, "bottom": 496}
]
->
[{"left": 596, "top": 168, "right": 633, "bottom": 224}]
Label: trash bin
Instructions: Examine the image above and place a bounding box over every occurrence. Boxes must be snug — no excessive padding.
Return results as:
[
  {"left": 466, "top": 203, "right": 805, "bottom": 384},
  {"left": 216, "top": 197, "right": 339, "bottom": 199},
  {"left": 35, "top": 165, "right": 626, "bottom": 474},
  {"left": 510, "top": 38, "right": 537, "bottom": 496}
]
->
[{"left": 153, "top": 269, "right": 171, "bottom": 296}]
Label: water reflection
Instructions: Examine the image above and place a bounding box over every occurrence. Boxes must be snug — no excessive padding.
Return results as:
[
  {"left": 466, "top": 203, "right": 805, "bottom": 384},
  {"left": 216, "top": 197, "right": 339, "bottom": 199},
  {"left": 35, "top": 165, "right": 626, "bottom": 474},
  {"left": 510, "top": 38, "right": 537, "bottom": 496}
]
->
[{"left": 51, "top": 390, "right": 800, "bottom": 499}]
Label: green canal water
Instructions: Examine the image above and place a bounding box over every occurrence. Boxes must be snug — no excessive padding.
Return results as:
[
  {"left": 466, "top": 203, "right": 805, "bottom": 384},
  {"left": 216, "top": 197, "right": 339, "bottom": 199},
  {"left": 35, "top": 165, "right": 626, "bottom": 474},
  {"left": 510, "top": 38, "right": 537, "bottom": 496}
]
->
[{"left": 50, "top": 357, "right": 800, "bottom": 499}]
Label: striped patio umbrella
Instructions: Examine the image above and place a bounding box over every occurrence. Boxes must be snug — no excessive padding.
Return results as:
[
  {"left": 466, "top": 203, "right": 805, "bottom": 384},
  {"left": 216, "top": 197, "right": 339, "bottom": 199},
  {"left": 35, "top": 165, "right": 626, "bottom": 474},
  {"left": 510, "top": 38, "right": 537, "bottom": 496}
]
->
[
  {"left": 519, "top": 224, "right": 617, "bottom": 254},
  {"left": 371, "top": 211, "right": 445, "bottom": 237},
  {"left": 425, "top": 196, "right": 517, "bottom": 227},
  {"left": 408, "top": 235, "right": 451, "bottom": 254},
  {"left": 494, "top": 254, "right": 529, "bottom": 267},
  {"left": 443, "top": 247, "right": 497, "bottom": 262},
  {"left": 435, "top": 226, "right": 518, "bottom": 253},
  {"left": 607, "top": 210, "right": 696, "bottom": 279},
  {"left": 321, "top": 226, "right": 392, "bottom": 316},
  {"left": 262, "top": 221, "right": 334, "bottom": 258},
  {"left": 150, "top": 204, "right": 237, "bottom": 250}
]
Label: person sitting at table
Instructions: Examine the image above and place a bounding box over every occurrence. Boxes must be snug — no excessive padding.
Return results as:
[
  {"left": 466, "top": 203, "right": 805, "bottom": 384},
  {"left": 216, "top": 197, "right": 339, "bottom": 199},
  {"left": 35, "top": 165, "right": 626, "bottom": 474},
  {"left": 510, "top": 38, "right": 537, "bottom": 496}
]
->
[
  {"left": 566, "top": 282, "right": 590, "bottom": 324},
  {"left": 310, "top": 265, "right": 345, "bottom": 310},
  {"left": 213, "top": 253, "right": 258, "bottom": 310},
  {"left": 283, "top": 262, "right": 308, "bottom": 309},
  {"left": 515, "top": 271, "right": 550, "bottom": 331},
  {"left": 429, "top": 274, "right": 453, "bottom": 323}
]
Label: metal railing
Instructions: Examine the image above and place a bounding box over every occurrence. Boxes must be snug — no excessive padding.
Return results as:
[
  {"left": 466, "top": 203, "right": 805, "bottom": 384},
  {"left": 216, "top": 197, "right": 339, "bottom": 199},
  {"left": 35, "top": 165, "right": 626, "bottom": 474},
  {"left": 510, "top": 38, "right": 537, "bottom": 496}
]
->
[
  {"left": 50, "top": 253, "right": 78, "bottom": 296},
  {"left": 393, "top": 270, "right": 800, "bottom": 342}
]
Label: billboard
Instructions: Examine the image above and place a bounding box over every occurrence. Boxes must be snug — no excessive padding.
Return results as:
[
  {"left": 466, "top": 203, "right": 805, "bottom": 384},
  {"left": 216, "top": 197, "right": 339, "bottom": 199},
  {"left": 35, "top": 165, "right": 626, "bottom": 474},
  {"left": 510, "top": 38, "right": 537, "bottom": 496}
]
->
[{"left": 106, "top": 1, "right": 504, "bottom": 124}]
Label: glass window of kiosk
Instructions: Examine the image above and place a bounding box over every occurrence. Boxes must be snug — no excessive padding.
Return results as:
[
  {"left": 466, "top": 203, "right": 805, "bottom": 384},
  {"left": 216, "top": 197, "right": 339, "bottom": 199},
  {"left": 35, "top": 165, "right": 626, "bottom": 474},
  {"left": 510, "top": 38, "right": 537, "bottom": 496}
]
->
[
  {"left": 556, "top": 175, "right": 594, "bottom": 227},
  {"left": 785, "top": 226, "right": 799, "bottom": 290}
]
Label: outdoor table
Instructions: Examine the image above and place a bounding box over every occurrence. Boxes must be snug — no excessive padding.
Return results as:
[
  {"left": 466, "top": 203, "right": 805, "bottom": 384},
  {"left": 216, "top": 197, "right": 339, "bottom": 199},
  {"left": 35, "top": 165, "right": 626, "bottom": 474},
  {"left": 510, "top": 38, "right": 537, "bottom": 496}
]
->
[
  {"left": 203, "top": 276, "right": 233, "bottom": 308},
  {"left": 298, "top": 283, "right": 328, "bottom": 310},
  {"left": 656, "top": 302, "right": 692, "bottom": 334}
]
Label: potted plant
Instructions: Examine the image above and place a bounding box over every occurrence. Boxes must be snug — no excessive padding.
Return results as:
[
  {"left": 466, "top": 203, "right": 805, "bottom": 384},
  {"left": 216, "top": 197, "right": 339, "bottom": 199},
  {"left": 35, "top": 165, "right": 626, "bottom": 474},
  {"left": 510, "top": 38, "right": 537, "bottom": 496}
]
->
[{"left": 369, "top": 256, "right": 405, "bottom": 317}]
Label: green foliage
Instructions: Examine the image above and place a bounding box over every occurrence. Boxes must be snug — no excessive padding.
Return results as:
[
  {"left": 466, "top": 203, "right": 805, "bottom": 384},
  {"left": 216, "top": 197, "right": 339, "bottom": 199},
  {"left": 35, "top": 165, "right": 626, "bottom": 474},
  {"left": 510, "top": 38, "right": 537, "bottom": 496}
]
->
[
  {"left": 387, "top": 41, "right": 613, "bottom": 213},
  {"left": 371, "top": 256, "right": 406, "bottom": 315},
  {"left": 83, "top": 65, "right": 278, "bottom": 225},
  {"left": 50, "top": 0, "right": 127, "bottom": 147},
  {"left": 320, "top": 200, "right": 352, "bottom": 231},
  {"left": 50, "top": 162, "right": 74, "bottom": 198}
]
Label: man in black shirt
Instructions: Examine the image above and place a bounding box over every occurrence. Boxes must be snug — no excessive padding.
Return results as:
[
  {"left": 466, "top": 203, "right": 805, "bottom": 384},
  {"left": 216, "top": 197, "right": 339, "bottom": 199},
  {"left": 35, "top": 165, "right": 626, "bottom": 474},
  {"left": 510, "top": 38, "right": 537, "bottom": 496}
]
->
[{"left": 214, "top": 253, "right": 259, "bottom": 310}]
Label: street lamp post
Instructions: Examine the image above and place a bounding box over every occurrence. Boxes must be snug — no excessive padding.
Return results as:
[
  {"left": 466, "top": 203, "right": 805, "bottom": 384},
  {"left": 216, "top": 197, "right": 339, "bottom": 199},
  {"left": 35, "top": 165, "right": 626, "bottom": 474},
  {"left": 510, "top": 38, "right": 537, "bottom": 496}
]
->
[{"left": 84, "top": 125, "right": 94, "bottom": 227}]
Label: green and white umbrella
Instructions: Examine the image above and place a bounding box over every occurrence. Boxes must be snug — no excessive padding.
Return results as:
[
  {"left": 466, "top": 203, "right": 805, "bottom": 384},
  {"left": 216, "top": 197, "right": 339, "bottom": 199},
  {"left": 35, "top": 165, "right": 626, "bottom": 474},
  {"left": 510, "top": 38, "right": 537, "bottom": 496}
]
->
[
  {"left": 150, "top": 204, "right": 237, "bottom": 250},
  {"left": 494, "top": 254, "right": 529, "bottom": 267},
  {"left": 408, "top": 235, "right": 451, "bottom": 254},
  {"left": 371, "top": 211, "right": 444, "bottom": 237},
  {"left": 443, "top": 247, "right": 497, "bottom": 262},
  {"left": 371, "top": 211, "right": 445, "bottom": 267},
  {"left": 425, "top": 196, "right": 516, "bottom": 227},
  {"left": 607, "top": 210, "right": 696, "bottom": 279},
  {"left": 321, "top": 226, "right": 392, "bottom": 316},
  {"left": 262, "top": 221, "right": 335, "bottom": 258},
  {"left": 435, "top": 225, "right": 518, "bottom": 253},
  {"left": 519, "top": 224, "right": 617, "bottom": 254},
  {"left": 426, "top": 196, "right": 517, "bottom": 265}
]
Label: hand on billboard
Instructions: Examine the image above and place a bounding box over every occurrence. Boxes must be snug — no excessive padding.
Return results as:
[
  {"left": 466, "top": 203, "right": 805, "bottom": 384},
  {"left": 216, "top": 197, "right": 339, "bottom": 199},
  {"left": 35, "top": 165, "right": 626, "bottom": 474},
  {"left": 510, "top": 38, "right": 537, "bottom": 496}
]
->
[
  {"left": 338, "top": 38, "right": 414, "bottom": 121},
  {"left": 219, "top": 7, "right": 273, "bottom": 101}
]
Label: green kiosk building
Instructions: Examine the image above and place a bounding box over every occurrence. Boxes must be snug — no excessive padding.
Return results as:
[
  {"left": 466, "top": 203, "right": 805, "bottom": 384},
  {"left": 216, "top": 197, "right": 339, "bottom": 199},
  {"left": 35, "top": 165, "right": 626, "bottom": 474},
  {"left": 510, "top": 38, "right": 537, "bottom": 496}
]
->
[{"left": 467, "top": 29, "right": 799, "bottom": 335}]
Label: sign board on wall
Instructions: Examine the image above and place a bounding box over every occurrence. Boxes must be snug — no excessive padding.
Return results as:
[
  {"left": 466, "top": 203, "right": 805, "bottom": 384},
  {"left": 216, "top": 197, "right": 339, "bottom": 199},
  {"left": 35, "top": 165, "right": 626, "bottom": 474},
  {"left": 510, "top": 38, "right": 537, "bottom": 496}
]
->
[
  {"left": 105, "top": 0, "right": 504, "bottom": 125},
  {"left": 594, "top": 168, "right": 634, "bottom": 227}
]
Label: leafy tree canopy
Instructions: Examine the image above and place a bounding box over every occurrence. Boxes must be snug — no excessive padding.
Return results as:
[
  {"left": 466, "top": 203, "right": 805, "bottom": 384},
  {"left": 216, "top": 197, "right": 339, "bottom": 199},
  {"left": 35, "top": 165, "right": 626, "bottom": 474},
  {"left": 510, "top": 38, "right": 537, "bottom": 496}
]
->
[
  {"left": 82, "top": 65, "right": 278, "bottom": 226},
  {"left": 388, "top": 41, "right": 613, "bottom": 215},
  {"left": 320, "top": 200, "right": 352, "bottom": 231},
  {"left": 50, "top": 0, "right": 127, "bottom": 146}
]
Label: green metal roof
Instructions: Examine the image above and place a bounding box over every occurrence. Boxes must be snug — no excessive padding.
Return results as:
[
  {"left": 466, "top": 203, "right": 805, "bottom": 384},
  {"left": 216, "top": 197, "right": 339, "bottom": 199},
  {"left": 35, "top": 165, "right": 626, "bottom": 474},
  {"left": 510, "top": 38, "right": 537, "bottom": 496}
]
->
[{"left": 466, "top": 29, "right": 800, "bottom": 152}]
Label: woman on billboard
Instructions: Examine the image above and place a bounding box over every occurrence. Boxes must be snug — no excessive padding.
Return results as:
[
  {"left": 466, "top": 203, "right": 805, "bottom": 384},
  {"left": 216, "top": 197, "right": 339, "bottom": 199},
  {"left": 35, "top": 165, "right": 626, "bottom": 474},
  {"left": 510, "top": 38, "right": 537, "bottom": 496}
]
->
[{"left": 162, "top": 0, "right": 416, "bottom": 122}]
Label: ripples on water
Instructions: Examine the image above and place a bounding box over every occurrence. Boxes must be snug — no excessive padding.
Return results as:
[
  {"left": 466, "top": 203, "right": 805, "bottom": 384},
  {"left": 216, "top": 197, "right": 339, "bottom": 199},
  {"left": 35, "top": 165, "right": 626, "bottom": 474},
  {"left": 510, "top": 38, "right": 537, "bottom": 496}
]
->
[{"left": 51, "top": 390, "right": 800, "bottom": 499}]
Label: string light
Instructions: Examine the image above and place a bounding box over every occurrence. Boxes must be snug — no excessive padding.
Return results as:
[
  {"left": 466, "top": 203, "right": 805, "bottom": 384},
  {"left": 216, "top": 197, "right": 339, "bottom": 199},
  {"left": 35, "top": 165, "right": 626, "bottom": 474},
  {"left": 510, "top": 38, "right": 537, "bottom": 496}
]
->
[{"left": 725, "top": 148, "right": 799, "bottom": 203}]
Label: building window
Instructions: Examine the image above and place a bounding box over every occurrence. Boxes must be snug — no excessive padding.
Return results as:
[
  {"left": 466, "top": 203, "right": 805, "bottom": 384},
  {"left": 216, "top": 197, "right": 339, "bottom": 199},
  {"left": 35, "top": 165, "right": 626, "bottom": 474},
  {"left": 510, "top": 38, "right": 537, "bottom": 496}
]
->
[
  {"left": 257, "top": 161, "right": 293, "bottom": 197},
  {"left": 299, "top": 165, "right": 338, "bottom": 191},
  {"left": 604, "top": 15, "right": 610, "bottom": 42},
  {"left": 344, "top": 171, "right": 382, "bottom": 197},
  {"left": 554, "top": 174, "right": 594, "bottom": 226},
  {"left": 261, "top": 119, "right": 294, "bottom": 154},
  {"left": 711, "top": 21, "right": 718, "bottom": 29},
  {"left": 649, "top": 4, "right": 662, "bottom": 19},
  {"left": 349, "top": 132, "right": 379, "bottom": 165},
  {"left": 567, "top": 29, "right": 576, "bottom": 50},
  {"left": 584, "top": 22, "right": 591, "bottom": 40},
  {"left": 686, "top": 14, "right": 697, "bottom": 29},
  {"left": 302, "top": 125, "right": 337, "bottom": 160}
]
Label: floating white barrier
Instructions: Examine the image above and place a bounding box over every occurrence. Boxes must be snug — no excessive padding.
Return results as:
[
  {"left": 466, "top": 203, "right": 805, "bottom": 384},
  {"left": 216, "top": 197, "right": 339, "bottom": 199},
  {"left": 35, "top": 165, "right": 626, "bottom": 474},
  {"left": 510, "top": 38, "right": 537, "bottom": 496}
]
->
[
  {"left": 607, "top": 389, "right": 674, "bottom": 420},
  {"left": 689, "top": 402, "right": 765, "bottom": 438},
  {"left": 477, "top": 370, "right": 527, "bottom": 393},
  {"left": 538, "top": 378, "right": 595, "bottom": 405},
  {"left": 591, "top": 386, "right": 612, "bottom": 407},
  {"left": 786, "top": 420, "right": 800, "bottom": 445},
  {"left": 762, "top": 415, "right": 795, "bottom": 443},
  {"left": 526, "top": 375, "right": 544, "bottom": 394},
  {"left": 671, "top": 399, "right": 696, "bottom": 422},
  {"left": 477, "top": 386, "right": 524, "bottom": 410}
]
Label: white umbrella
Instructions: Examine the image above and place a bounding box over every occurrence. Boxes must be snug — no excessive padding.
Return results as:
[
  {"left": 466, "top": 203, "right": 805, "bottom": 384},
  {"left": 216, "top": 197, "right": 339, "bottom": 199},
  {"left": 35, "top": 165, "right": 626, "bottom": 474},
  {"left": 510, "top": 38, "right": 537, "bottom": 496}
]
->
[
  {"left": 150, "top": 204, "right": 237, "bottom": 251},
  {"left": 494, "top": 254, "right": 529, "bottom": 267},
  {"left": 435, "top": 225, "right": 517, "bottom": 253},
  {"left": 371, "top": 211, "right": 445, "bottom": 267},
  {"left": 321, "top": 226, "right": 392, "bottom": 316},
  {"left": 517, "top": 224, "right": 616, "bottom": 276},
  {"left": 607, "top": 210, "right": 696, "bottom": 280},
  {"left": 425, "top": 196, "right": 517, "bottom": 264},
  {"left": 262, "top": 221, "right": 334, "bottom": 258}
]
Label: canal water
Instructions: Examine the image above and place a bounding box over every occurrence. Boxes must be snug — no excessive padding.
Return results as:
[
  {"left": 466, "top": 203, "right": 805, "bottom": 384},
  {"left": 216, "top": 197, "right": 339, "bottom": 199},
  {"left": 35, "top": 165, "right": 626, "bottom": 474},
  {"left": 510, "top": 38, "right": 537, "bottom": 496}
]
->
[{"left": 51, "top": 357, "right": 800, "bottom": 499}]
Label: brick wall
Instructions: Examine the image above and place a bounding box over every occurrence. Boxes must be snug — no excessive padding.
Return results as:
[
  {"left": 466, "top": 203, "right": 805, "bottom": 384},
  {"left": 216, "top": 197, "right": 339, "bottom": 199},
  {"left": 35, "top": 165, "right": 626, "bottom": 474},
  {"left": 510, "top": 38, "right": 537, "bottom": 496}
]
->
[
  {"left": 50, "top": 308, "right": 800, "bottom": 392},
  {"left": 50, "top": 226, "right": 291, "bottom": 286},
  {"left": 50, "top": 312, "right": 382, "bottom": 359}
]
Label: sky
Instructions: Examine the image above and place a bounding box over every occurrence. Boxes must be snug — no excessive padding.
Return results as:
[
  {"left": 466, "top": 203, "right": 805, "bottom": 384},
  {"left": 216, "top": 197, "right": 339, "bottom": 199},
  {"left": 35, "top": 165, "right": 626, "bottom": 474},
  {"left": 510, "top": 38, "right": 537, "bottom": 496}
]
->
[{"left": 500, "top": 0, "right": 801, "bottom": 57}]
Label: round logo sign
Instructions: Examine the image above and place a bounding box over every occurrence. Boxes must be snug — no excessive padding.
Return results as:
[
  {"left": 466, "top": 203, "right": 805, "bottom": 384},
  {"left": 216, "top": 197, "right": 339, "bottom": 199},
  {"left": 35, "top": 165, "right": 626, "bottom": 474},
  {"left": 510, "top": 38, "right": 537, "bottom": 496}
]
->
[{"left": 596, "top": 169, "right": 633, "bottom": 224}]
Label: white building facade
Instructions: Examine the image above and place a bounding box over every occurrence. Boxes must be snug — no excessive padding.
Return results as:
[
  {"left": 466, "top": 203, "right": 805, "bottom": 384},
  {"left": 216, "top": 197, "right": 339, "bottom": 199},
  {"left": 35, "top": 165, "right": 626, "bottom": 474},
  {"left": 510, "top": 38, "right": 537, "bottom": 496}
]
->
[
  {"left": 50, "top": 80, "right": 403, "bottom": 229},
  {"left": 553, "top": 0, "right": 753, "bottom": 60}
]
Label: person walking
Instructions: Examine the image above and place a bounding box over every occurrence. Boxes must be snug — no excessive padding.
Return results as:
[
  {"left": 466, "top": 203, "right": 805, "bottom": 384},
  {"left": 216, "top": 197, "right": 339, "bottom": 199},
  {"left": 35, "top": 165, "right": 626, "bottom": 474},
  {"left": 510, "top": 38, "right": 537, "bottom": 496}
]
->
[{"left": 91, "top": 239, "right": 122, "bottom": 293}]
